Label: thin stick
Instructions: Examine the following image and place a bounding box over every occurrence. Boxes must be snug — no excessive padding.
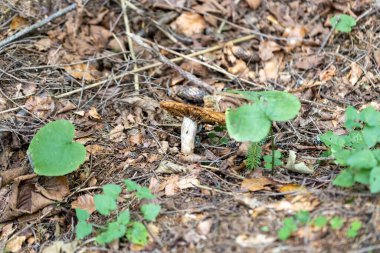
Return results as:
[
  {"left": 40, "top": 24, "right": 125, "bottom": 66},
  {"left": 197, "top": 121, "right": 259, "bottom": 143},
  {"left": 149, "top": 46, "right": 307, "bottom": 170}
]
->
[
  {"left": 0, "top": 3, "right": 77, "bottom": 49},
  {"left": 127, "top": 33, "right": 214, "bottom": 93},
  {"left": 0, "top": 34, "right": 256, "bottom": 115},
  {"left": 121, "top": 0, "right": 139, "bottom": 91}
]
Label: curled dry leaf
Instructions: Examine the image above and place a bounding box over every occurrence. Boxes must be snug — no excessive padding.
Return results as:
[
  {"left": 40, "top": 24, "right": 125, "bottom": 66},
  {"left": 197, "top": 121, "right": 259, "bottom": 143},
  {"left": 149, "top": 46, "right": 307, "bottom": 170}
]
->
[
  {"left": 348, "top": 62, "right": 363, "bottom": 85},
  {"left": 245, "top": 0, "right": 262, "bottom": 9},
  {"left": 5, "top": 236, "right": 27, "bottom": 253},
  {"left": 71, "top": 194, "right": 96, "bottom": 214},
  {"left": 88, "top": 107, "right": 101, "bottom": 120},
  {"left": 285, "top": 150, "right": 314, "bottom": 174},
  {"left": 171, "top": 12, "right": 207, "bottom": 37},
  {"left": 156, "top": 160, "right": 190, "bottom": 174},
  {"left": 241, "top": 177, "right": 274, "bottom": 192}
]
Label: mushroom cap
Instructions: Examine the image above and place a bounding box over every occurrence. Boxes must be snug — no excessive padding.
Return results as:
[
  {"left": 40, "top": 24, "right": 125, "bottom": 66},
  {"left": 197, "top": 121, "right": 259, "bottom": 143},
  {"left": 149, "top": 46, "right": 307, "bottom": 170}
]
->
[{"left": 160, "top": 101, "right": 225, "bottom": 125}]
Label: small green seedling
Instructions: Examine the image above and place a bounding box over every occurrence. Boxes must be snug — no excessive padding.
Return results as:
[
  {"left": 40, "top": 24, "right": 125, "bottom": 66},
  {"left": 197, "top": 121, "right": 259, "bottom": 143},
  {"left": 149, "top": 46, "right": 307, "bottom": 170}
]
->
[
  {"left": 313, "top": 216, "right": 328, "bottom": 228},
  {"left": 278, "top": 217, "right": 298, "bottom": 241},
  {"left": 75, "top": 180, "right": 161, "bottom": 245},
  {"left": 27, "top": 120, "right": 86, "bottom": 176},
  {"left": 330, "top": 14, "right": 356, "bottom": 33},
  {"left": 226, "top": 91, "right": 301, "bottom": 172},
  {"left": 263, "top": 150, "right": 283, "bottom": 170},
  {"left": 346, "top": 220, "right": 362, "bottom": 238},
  {"left": 330, "top": 216, "right": 344, "bottom": 230},
  {"left": 207, "top": 126, "right": 228, "bottom": 145},
  {"left": 320, "top": 106, "right": 380, "bottom": 193}
]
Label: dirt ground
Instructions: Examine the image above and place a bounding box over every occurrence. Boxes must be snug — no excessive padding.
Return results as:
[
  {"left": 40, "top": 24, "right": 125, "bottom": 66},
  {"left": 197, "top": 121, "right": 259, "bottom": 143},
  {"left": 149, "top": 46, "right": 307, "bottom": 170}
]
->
[{"left": 0, "top": 0, "right": 380, "bottom": 252}]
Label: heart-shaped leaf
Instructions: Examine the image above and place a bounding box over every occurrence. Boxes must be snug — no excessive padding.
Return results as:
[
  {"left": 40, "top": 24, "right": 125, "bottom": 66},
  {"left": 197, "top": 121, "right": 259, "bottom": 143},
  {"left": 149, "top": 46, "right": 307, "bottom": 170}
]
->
[
  {"left": 226, "top": 104, "right": 271, "bottom": 142},
  {"left": 27, "top": 120, "right": 86, "bottom": 176}
]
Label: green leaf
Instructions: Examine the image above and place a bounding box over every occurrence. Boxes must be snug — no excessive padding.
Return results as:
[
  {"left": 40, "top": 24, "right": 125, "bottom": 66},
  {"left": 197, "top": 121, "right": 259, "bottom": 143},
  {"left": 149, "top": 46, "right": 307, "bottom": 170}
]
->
[
  {"left": 354, "top": 170, "right": 370, "bottom": 184},
  {"left": 362, "top": 126, "right": 380, "bottom": 148},
  {"left": 117, "top": 210, "right": 130, "bottom": 225},
  {"left": 313, "top": 216, "right": 328, "bottom": 228},
  {"left": 359, "top": 106, "right": 380, "bottom": 126},
  {"left": 260, "top": 226, "right": 269, "bottom": 232},
  {"left": 320, "top": 131, "right": 346, "bottom": 151},
  {"left": 346, "top": 220, "right": 362, "bottom": 238},
  {"left": 96, "top": 222, "right": 126, "bottom": 244},
  {"left": 136, "top": 187, "right": 156, "bottom": 200},
  {"left": 345, "top": 106, "right": 361, "bottom": 130},
  {"left": 226, "top": 104, "right": 271, "bottom": 143},
  {"left": 370, "top": 166, "right": 380, "bottom": 193},
  {"left": 294, "top": 211, "right": 310, "bottom": 225},
  {"left": 330, "top": 14, "right": 356, "bottom": 33},
  {"left": 124, "top": 179, "right": 140, "bottom": 191},
  {"left": 76, "top": 208, "right": 90, "bottom": 221},
  {"left": 94, "top": 194, "right": 117, "bottom": 215},
  {"left": 330, "top": 216, "right": 344, "bottom": 230},
  {"left": 102, "top": 184, "right": 122, "bottom": 199},
  {"left": 27, "top": 120, "right": 86, "bottom": 176},
  {"left": 127, "top": 222, "right": 149, "bottom": 245},
  {"left": 76, "top": 221, "right": 93, "bottom": 240},
  {"left": 141, "top": 203, "right": 161, "bottom": 222},
  {"left": 278, "top": 217, "right": 297, "bottom": 241},
  {"left": 333, "top": 170, "right": 355, "bottom": 187},
  {"left": 347, "top": 149, "right": 377, "bottom": 169},
  {"left": 232, "top": 91, "right": 301, "bottom": 122}
]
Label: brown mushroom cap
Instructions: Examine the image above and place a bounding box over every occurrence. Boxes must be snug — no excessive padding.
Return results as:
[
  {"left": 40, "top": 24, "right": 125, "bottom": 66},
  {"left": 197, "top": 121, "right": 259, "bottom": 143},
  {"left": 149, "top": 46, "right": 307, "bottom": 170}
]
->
[{"left": 160, "top": 101, "right": 225, "bottom": 125}]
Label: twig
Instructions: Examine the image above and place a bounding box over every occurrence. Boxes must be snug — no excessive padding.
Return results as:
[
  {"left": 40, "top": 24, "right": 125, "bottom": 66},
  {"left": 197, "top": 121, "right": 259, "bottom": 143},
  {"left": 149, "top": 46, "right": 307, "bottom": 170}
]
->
[
  {"left": 127, "top": 32, "right": 214, "bottom": 93},
  {"left": 0, "top": 3, "right": 77, "bottom": 50},
  {"left": 0, "top": 34, "right": 255, "bottom": 115},
  {"left": 121, "top": 0, "right": 139, "bottom": 91}
]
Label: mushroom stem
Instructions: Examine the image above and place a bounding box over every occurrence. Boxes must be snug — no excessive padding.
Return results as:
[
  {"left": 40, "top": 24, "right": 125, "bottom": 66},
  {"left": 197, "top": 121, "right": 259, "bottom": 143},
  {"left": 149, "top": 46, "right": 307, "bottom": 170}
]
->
[{"left": 181, "top": 117, "right": 197, "bottom": 155}]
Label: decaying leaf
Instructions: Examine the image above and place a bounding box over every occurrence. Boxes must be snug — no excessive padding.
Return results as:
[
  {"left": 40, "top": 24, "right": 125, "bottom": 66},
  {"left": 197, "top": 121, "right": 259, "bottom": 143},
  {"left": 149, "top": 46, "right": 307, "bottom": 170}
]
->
[
  {"left": 236, "top": 234, "right": 276, "bottom": 247},
  {"left": 160, "top": 101, "right": 225, "bottom": 124},
  {"left": 285, "top": 150, "right": 314, "bottom": 174},
  {"left": 374, "top": 50, "right": 380, "bottom": 68},
  {"left": 156, "top": 160, "right": 190, "bottom": 174},
  {"left": 283, "top": 25, "right": 307, "bottom": 50},
  {"left": 24, "top": 95, "right": 55, "bottom": 119},
  {"left": 10, "top": 16, "right": 28, "bottom": 30},
  {"left": 245, "top": 0, "right": 262, "bottom": 9},
  {"left": 241, "top": 177, "right": 274, "bottom": 192},
  {"left": 5, "top": 236, "right": 27, "bottom": 253},
  {"left": 295, "top": 55, "right": 323, "bottom": 70},
  {"left": 109, "top": 124, "right": 126, "bottom": 142},
  {"left": 71, "top": 194, "right": 96, "bottom": 214},
  {"left": 348, "top": 62, "right": 363, "bottom": 85},
  {"left": 259, "top": 41, "right": 281, "bottom": 61},
  {"left": 41, "top": 240, "right": 77, "bottom": 253},
  {"left": 63, "top": 64, "right": 99, "bottom": 81},
  {"left": 171, "top": 12, "right": 206, "bottom": 37}
]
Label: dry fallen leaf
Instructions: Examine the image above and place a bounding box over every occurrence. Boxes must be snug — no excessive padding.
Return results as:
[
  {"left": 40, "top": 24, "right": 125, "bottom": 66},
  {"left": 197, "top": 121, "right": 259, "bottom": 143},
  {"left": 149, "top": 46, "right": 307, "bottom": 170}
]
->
[
  {"left": 285, "top": 150, "right": 314, "bottom": 174},
  {"left": 10, "top": 16, "right": 28, "bottom": 30},
  {"left": 259, "top": 53, "right": 283, "bottom": 81},
  {"left": 24, "top": 95, "right": 55, "bottom": 119},
  {"left": 5, "top": 236, "right": 27, "bottom": 252},
  {"left": 109, "top": 124, "right": 126, "bottom": 142},
  {"left": 348, "top": 62, "right": 363, "bottom": 85},
  {"left": 283, "top": 25, "right": 307, "bottom": 50},
  {"left": 295, "top": 55, "right": 323, "bottom": 70},
  {"left": 71, "top": 194, "right": 96, "bottom": 214},
  {"left": 241, "top": 177, "right": 274, "bottom": 192},
  {"left": 41, "top": 240, "right": 77, "bottom": 253},
  {"left": 259, "top": 40, "right": 281, "bottom": 61},
  {"left": 374, "top": 50, "right": 380, "bottom": 68},
  {"left": 63, "top": 64, "right": 98, "bottom": 81},
  {"left": 171, "top": 12, "right": 207, "bottom": 37},
  {"left": 319, "top": 65, "right": 336, "bottom": 82},
  {"left": 236, "top": 234, "right": 276, "bottom": 247},
  {"left": 88, "top": 107, "right": 101, "bottom": 120},
  {"left": 34, "top": 38, "right": 53, "bottom": 51},
  {"left": 245, "top": 0, "right": 262, "bottom": 9},
  {"left": 196, "top": 218, "right": 213, "bottom": 236}
]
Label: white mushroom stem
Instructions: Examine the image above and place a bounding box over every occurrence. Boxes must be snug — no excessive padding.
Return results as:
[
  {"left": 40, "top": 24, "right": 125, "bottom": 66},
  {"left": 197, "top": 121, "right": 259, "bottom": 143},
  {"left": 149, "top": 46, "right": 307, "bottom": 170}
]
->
[{"left": 181, "top": 117, "right": 197, "bottom": 155}]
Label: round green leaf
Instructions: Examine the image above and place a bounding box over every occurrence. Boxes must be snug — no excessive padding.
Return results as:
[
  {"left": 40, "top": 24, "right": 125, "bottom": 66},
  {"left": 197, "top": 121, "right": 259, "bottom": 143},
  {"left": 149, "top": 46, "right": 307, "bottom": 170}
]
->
[
  {"left": 27, "top": 120, "right": 86, "bottom": 176},
  {"left": 226, "top": 104, "right": 271, "bottom": 142},
  {"left": 330, "top": 14, "right": 356, "bottom": 33},
  {"left": 76, "top": 221, "right": 93, "bottom": 240},
  {"left": 257, "top": 91, "right": 301, "bottom": 121},
  {"left": 141, "top": 203, "right": 161, "bottom": 222},
  {"left": 127, "top": 222, "right": 148, "bottom": 245}
]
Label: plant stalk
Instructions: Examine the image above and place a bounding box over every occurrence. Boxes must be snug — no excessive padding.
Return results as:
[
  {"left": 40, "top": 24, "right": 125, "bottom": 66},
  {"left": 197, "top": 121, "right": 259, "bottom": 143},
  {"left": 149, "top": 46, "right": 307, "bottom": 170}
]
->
[{"left": 270, "top": 126, "right": 275, "bottom": 175}]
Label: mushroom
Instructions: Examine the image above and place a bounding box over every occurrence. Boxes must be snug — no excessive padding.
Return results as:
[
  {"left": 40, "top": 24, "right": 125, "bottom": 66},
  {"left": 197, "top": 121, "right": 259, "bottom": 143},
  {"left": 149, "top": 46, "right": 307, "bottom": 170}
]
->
[{"left": 160, "top": 101, "right": 225, "bottom": 155}]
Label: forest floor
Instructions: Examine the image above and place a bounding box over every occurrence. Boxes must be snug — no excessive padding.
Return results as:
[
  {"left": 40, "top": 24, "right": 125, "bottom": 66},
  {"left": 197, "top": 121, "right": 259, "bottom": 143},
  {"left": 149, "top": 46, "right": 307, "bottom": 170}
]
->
[{"left": 0, "top": 0, "right": 380, "bottom": 252}]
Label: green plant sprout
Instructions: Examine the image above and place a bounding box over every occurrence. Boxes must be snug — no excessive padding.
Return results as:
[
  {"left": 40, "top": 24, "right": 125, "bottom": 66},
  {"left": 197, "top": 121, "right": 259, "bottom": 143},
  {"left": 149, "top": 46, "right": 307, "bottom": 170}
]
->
[
  {"left": 277, "top": 212, "right": 361, "bottom": 241},
  {"left": 27, "top": 120, "right": 86, "bottom": 176},
  {"left": 76, "top": 180, "right": 161, "bottom": 245},
  {"left": 330, "top": 14, "right": 356, "bottom": 33},
  {"left": 320, "top": 106, "right": 380, "bottom": 193},
  {"left": 226, "top": 91, "right": 301, "bottom": 173}
]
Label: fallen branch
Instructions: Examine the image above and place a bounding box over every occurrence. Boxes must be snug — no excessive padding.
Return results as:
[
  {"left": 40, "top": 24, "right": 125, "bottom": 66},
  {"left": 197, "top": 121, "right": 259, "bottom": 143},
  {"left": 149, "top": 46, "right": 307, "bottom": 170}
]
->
[{"left": 0, "top": 3, "right": 77, "bottom": 50}]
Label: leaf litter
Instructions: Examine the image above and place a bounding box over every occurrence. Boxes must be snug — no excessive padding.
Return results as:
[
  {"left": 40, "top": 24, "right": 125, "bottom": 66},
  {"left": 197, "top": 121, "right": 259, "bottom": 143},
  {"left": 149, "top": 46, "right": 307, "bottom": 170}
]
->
[{"left": 0, "top": 0, "right": 379, "bottom": 252}]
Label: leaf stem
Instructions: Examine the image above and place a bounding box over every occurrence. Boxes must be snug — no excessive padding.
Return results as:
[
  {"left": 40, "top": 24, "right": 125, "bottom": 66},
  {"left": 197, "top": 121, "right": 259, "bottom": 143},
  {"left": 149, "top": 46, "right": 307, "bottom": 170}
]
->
[{"left": 270, "top": 125, "right": 275, "bottom": 175}]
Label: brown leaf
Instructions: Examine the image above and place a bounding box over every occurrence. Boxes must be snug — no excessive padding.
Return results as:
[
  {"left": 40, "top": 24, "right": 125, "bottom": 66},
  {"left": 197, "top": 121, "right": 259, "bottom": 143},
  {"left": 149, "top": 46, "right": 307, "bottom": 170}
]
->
[
  {"left": 374, "top": 50, "right": 380, "bottom": 68},
  {"left": 24, "top": 95, "right": 55, "bottom": 119},
  {"left": 35, "top": 176, "right": 70, "bottom": 202},
  {"left": 71, "top": 194, "right": 96, "bottom": 214},
  {"left": 319, "top": 65, "right": 336, "bottom": 81},
  {"left": 348, "top": 62, "right": 363, "bottom": 85},
  {"left": 295, "top": 55, "right": 323, "bottom": 70},
  {"left": 171, "top": 12, "right": 207, "bottom": 37},
  {"left": 241, "top": 177, "right": 274, "bottom": 192},
  {"left": 109, "top": 124, "right": 126, "bottom": 142},
  {"left": 245, "top": 0, "right": 262, "bottom": 9},
  {"left": 160, "top": 101, "right": 225, "bottom": 124},
  {"left": 88, "top": 107, "right": 101, "bottom": 120},
  {"left": 5, "top": 236, "right": 27, "bottom": 252},
  {"left": 259, "top": 54, "right": 283, "bottom": 81},
  {"left": 63, "top": 64, "right": 99, "bottom": 81},
  {"left": 34, "top": 38, "right": 53, "bottom": 51},
  {"left": 10, "top": 16, "right": 28, "bottom": 30},
  {"left": 259, "top": 41, "right": 281, "bottom": 61},
  {"left": 283, "top": 25, "right": 307, "bottom": 50}
]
